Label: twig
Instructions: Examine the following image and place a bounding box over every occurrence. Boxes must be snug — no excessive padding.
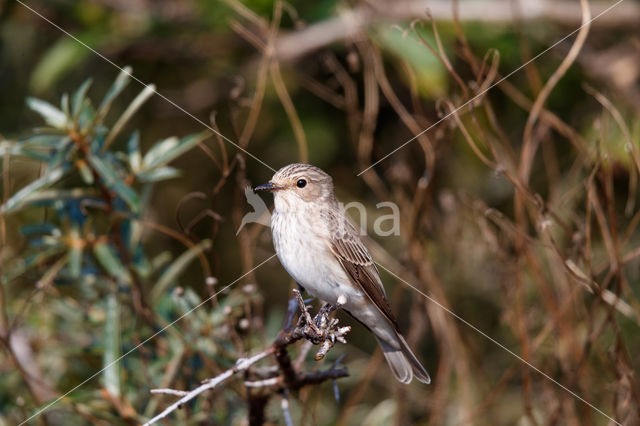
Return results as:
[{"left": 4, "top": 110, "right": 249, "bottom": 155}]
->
[
  {"left": 150, "top": 389, "right": 188, "bottom": 396},
  {"left": 143, "top": 350, "right": 274, "bottom": 425},
  {"left": 520, "top": 0, "right": 591, "bottom": 183},
  {"left": 145, "top": 288, "right": 350, "bottom": 425},
  {"left": 281, "top": 390, "right": 294, "bottom": 426},
  {"left": 244, "top": 377, "right": 281, "bottom": 388}
]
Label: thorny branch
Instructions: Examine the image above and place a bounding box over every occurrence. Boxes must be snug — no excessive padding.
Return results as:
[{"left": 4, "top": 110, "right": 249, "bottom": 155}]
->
[{"left": 144, "top": 289, "right": 350, "bottom": 425}]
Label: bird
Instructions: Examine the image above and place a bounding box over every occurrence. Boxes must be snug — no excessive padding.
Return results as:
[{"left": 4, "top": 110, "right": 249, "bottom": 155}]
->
[{"left": 254, "top": 163, "right": 430, "bottom": 384}]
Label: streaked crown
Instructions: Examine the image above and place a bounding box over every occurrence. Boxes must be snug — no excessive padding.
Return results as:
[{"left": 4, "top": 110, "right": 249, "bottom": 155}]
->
[
  {"left": 270, "top": 163, "right": 336, "bottom": 205},
  {"left": 273, "top": 163, "right": 331, "bottom": 185}
]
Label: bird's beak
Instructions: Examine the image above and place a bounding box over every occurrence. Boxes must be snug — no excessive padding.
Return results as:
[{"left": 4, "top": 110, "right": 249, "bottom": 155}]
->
[{"left": 253, "top": 182, "right": 282, "bottom": 193}]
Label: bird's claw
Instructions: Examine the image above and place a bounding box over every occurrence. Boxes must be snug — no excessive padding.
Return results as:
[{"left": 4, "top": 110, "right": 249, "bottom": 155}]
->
[
  {"left": 315, "top": 302, "right": 339, "bottom": 328},
  {"left": 290, "top": 289, "right": 351, "bottom": 359}
]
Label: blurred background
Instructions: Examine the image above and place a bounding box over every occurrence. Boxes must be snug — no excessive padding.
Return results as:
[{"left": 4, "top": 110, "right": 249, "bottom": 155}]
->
[{"left": 1, "top": 0, "right": 640, "bottom": 424}]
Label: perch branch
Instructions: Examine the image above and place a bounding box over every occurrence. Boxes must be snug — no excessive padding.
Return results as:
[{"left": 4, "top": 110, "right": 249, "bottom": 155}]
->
[
  {"left": 143, "top": 350, "right": 274, "bottom": 425},
  {"left": 144, "top": 289, "right": 350, "bottom": 425}
]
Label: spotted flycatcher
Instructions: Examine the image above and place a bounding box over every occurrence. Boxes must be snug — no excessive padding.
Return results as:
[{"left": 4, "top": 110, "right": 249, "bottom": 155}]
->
[{"left": 255, "top": 163, "right": 430, "bottom": 384}]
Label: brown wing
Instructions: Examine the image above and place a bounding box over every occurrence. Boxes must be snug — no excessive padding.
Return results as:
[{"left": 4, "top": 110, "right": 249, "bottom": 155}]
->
[{"left": 325, "top": 211, "right": 400, "bottom": 332}]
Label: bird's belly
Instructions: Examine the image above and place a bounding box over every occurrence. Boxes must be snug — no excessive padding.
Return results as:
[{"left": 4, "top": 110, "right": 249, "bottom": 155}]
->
[{"left": 272, "top": 212, "right": 360, "bottom": 305}]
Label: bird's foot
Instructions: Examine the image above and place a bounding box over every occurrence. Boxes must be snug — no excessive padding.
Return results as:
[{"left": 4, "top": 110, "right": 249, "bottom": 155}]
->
[
  {"left": 292, "top": 289, "right": 317, "bottom": 329},
  {"left": 292, "top": 290, "right": 324, "bottom": 343},
  {"left": 313, "top": 317, "right": 351, "bottom": 361},
  {"left": 314, "top": 303, "right": 337, "bottom": 328},
  {"left": 291, "top": 289, "right": 351, "bottom": 358}
]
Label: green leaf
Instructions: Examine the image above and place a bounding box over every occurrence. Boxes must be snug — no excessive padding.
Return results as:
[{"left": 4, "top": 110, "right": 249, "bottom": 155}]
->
[
  {"left": 1, "top": 246, "right": 66, "bottom": 285},
  {"left": 127, "top": 132, "right": 141, "bottom": 173},
  {"left": 87, "top": 155, "right": 140, "bottom": 213},
  {"left": 150, "top": 251, "right": 172, "bottom": 272},
  {"left": 130, "top": 245, "right": 151, "bottom": 277},
  {"left": 151, "top": 239, "right": 212, "bottom": 302},
  {"left": 141, "top": 137, "right": 178, "bottom": 169},
  {"left": 93, "top": 241, "right": 131, "bottom": 284},
  {"left": 20, "top": 223, "right": 60, "bottom": 236},
  {"left": 38, "top": 255, "right": 69, "bottom": 287},
  {"left": 72, "top": 78, "right": 93, "bottom": 120},
  {"left": 97, "top": 66, "right": 132, "bottom": 120},
  {"left": 77, "top": 101, "right": 96, "bottom": 131},
  {"left": 26, "top": 98, "right": 68, "bottom": 129},
  {"left": 6, "top": 188, "right": 100, "bottom": 208},
  {"left": 128, "top": 216, "right": 144, "bottom": 250},
  {"left": 78, "top": 160, "right": 95, "bottom": 185},
  {"left": 142, "top": 131, "right": 210, "bottom": 169},
  {"left": 21, "top": 134, "right": 69, "bottom": 149},
  {"left": 61, "top": 93, "right": 70, "bottom": 117},
  {"left": 103, "top": 83, "right": 156, "bottom": 152},
  {"left": 6, "top": 135, "right": 70, "bottom": 163},
  {"left": 103, "top": 293, "right": 122, "bottom": 397},
  {"left": 1, "top": 167, "right": 67, "bottom": 213},
  {"left": 29, "top": 37, "right": 90, "bottom": 93},
  {"left": 173, "top": 287, "right": 208, "bottom": 328},
  {"left": 376, "top": 27, "right": 447, "bottom": 97},
  {"left": 47, "top": 137, "right": 73, "bottom": 169},
  {"left": 136, "top": 166, "right": 181, "bottom": 183}
]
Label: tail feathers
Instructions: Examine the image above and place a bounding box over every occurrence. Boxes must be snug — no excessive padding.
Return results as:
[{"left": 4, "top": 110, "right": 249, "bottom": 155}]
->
[
  {"left": 377, "top": 336, "right": 431, "bottom": 385},
  {"left": 397, "top": 334, "right": 431, "bottom": 384}
]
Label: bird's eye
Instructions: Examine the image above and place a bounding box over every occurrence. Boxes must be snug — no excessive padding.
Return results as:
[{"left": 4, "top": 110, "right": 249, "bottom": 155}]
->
[{"left": 296, "top": 179, "right": 307, "bottom": 188}]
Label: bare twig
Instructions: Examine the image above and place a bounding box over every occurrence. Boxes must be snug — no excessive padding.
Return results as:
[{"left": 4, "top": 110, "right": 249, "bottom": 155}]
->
[
  {"left": 143, "top": 350, "right": 274, "bottom": 425},
  {"left": 145, "top": 288, "right": 350, "bottom": 425},
  {"left": 281, "top": 390, "right": 294, "bottom": 426},
  {"left": 150, "top": 389, "right": 188, "bottom": 397}
]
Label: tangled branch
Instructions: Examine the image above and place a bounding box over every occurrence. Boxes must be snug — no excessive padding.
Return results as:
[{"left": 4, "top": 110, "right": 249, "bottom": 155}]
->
[{"left": 144, "top": 289, "right": 350, "bottom": 425}]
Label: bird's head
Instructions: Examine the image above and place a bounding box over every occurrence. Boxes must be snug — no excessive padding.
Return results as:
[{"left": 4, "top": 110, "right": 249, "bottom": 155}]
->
[{"left": 254, "top": 163, "right": 335, "bottom": 211}]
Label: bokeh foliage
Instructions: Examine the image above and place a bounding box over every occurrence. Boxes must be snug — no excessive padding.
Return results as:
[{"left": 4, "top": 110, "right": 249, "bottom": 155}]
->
[
  {"left": 2, "top": 0, "right": 640, "bottom": 425},
  {"left": 0, "top": 69, "right": 267, "bottom": 423}
]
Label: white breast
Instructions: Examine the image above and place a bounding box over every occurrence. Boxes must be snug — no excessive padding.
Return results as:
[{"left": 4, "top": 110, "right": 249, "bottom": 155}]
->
[{"left": 271, "top": 205, "right": 359, "bottom": 305}]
